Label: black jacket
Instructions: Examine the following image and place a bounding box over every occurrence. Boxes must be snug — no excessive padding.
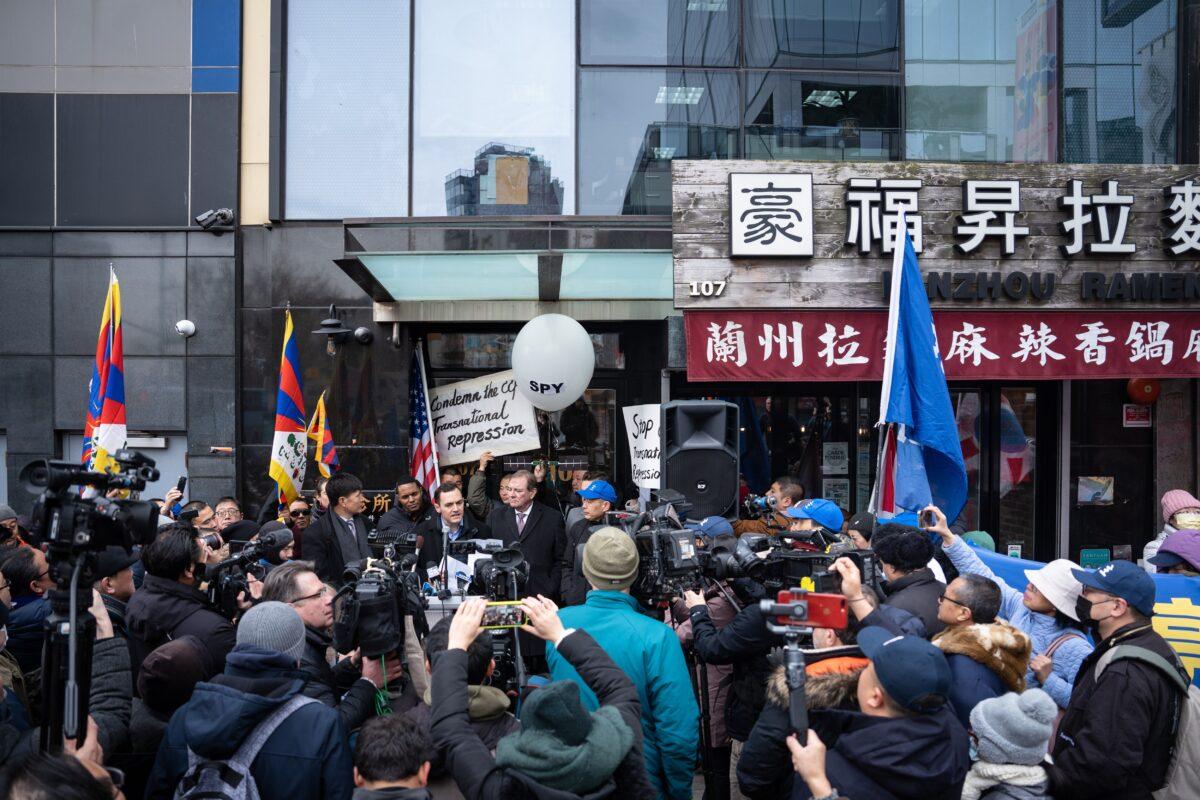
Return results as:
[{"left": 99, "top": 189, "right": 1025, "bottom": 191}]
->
[
  {"left": 303, "top": 511, "right": 372, "bottom": 588},
  {"left": 101, "top": 593, "right": 129, "bottom": 641},
  {"left": 147, "top": 646, "right": 353, "bottom": 800},
  {"left": 352, "top": 789, "right": 432, "bottom": 800},
  {"left": 415, "top": 513, "right": 492, "bottom": 576},
  {"left": 741, "top": 704, "right": 969, "bottom": 800},
  {"left": 429, "top": 629, "right": 656, "bottom": 800},
  {"left": 298, "top": 626, "right": 377, "bottom": 731},
  {"left": 487, "top": 502, "right": 566, "bottom": 603},
  {"left": 882, "top": 567, "right": 946, "bottom": 638},
  {"left": 689, "top": 601, "right": 784, "bottom": 742},
  {"left": 125, "top": 573, "right": 236, "bottom": 685},
  {"left": 560, "top": 517, "right": 603, "bottom": 607},
  {"left": 407, "top": 685, "right": 520, "bottom": 780},
  {"left": 377, "top": 504, "right": 436, "bottom": 536},
  {"left": 1048, "top": 622, "right": 1186, "bottom": 800}
]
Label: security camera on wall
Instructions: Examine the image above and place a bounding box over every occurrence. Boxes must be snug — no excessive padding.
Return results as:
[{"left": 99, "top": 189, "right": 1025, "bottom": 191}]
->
[
  {"left": 175, "top": 320, "right": 196, "bottom": 338},
  {"left": 194, "top": 208, "right": 234, "bottom": 230}
]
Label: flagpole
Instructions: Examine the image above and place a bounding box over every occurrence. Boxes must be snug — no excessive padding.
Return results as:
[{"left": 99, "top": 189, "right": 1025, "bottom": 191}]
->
[{"left": 415, "top": 341, "right": 441, "bottom": 492}]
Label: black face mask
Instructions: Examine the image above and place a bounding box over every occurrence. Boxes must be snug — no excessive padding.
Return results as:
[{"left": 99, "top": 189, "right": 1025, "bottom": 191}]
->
[{"left": 1075, "top": 596, "right": 1099, "bottom": 631}]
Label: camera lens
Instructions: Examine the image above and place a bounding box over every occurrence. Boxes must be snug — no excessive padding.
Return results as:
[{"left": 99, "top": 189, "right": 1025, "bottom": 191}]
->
[{"left": 202, "top": 534, "right": 220, "bottom": 549}]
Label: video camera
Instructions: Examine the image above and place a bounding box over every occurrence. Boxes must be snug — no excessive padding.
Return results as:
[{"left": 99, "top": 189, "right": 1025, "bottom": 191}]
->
[
  {"left": 21, "top": 450, "right": 162, "bottom": 554},
  {"left": 700, "top": 528, "right": 881, "bottom": 597},
  {"left": 367, "top": 528, "right": 419, "bottom": 559},
  {"left": 602, "top": 490, "right": 705, "bottom": 606},
  {"left": 334, "top": 550, "right": 426, "bottom": 659},
  {"left": 205, "top": 530, "right": 290, "bottom": 618},
  {"left": 742, "top": 493, "right": 777, "bottom": 519}
]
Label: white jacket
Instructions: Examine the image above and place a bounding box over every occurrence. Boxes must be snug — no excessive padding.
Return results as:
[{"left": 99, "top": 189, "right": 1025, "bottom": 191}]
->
[{"left": 1142, "top": 522, "right": 1175, "bottom": 573}]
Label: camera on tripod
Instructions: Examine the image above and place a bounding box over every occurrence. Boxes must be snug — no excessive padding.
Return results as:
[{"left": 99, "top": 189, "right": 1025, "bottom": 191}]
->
[
  {"left": 470, "top": 546, "right": 528, "bottom": 601},
  {"left": 204, "top": 530, "right": 291, "bottom": 618},
  {"left": 368, "top": 528, "right": 419, "bottom": 559},
  {"left": 334, "top": 552, "right": 425, "bottom": 659}
]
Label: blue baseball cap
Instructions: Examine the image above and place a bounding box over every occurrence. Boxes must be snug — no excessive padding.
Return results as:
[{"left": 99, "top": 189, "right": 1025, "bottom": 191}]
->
[
  {"left": 1071, "top": 560, "right": 1156, "bottom": 616},
  {"left": 577, "top": 480, "right": 617, "bottom": 504},
  {"left": 785, "top": 498, "right": 844, "bottom": 531},
  {"left": 857, "top": 626, "right": 951, "bottom": 713},
  {"left": 688, "top": 515, "right": 734, "bottom": 540}
]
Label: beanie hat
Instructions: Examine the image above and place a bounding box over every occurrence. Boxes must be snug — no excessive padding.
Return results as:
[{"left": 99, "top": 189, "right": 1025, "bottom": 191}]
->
[
  {"left": 495, "top": 679, "right": 634, "bottom": 793},
  {"left": 137, "top": 635, "right": 215, "bottom": 715},
  {"left": 236, "top": 601, "right": 306, "bottom": 665},
  {"left": 1024, "top": 559, "right": 1083, "bottom": 620},
  {"left": 582, "top": 527, "right": 639, "bottom": 592},
  {"left": 0, "top": 505, "right": 16, "bottom": 522},
  {"left": 969, "top": 688, "right": 1057, "bottom": 766},
  {"left": 1161, "top": 489, "right": 1200, "bottom": 523},
  {"left": 962, "top": 530, "right": 996, "bottom": 552}
]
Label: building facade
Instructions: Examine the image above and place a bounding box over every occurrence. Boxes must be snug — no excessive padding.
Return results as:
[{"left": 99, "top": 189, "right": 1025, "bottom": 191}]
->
[{"left": 1, "top": 0, "right": 1198, "bottom": 564}]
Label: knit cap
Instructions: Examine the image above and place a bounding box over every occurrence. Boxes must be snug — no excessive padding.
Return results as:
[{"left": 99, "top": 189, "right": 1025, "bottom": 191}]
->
[
  {"left": 235, "top": 601, "right": 306, "bottom": 665},
  {"left": 137, "top": 635, "right": 215, "bottom": 715},
  {"left": 495, "top": 679, "right": 633, "bottom": 793},
  {"left": 582, "top": 527, "right": 639, "bottom": 592},
  {"left": 969, "top": 688, "right": 1057, "bottom": 766},
  {"left": 0, "top": 505, "right": 15, "bottom": 522},
  {"left": 1161, "top": 489, "right": 1200, "bottom": 523}
]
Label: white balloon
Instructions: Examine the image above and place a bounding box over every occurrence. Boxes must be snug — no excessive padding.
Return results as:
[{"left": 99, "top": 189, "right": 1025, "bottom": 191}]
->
[{"left": 511, "top": 314, "right": 595, "bottom": 412}]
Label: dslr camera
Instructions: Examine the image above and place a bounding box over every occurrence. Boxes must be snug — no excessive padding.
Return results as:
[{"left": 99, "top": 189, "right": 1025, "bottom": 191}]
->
[{"left": 205, "top": 530, "right": 291, "bottom": 618}]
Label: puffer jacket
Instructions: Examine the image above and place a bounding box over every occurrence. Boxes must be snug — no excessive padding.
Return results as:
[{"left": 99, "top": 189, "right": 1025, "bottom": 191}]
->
[
  {"left": 961, "top": 762, "right": 1051, "bottom": 800},
  {"left": 145, "top": 646, "right": 353, "bottom": 800},
  {"left": 934, "top": 622, "right": 1031, "bottom": 729},
  {"left": 881, "top": 567, "right": 946, "bottom": 637},
  {"left": 549, "top": 591, "right": 698, "bottom": 800},
  {"left": 1142, "top": 522, "right": 1175, "bottom": 573},
  {"left": 942, "top": 537, "right": 1092, "bottom": 709},
  {"left": 407, "top": 682, "right": 520, "bottom": 799},
  {"left": 6, "top": 594, "right": 50, "bottom": 674},
  {"left": 737, "top": 658, "right": 863, "bottom": 799}
]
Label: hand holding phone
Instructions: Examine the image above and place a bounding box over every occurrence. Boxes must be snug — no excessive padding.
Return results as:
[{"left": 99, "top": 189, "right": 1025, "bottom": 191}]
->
[{"left": 481, "top": 601, "right": 528, "bottom": 629}]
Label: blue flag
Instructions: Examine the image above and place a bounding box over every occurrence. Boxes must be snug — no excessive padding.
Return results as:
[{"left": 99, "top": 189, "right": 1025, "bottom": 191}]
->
[{"left": 874, "top": 216, "right": 968, "bottom": 523}]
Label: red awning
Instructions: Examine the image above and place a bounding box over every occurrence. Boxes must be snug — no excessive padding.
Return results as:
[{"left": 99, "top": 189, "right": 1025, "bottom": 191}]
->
[{"left": 685, "top": 310, "right": 1200, "bottom": 382}]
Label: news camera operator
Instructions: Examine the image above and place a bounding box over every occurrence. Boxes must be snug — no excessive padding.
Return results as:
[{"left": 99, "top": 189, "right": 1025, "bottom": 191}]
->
[
  {"left": 126, "top": 524, "right": 237, "bottom": 684},
  {"left": 260, "top": 560, "right": 403, "bottom": 732},
  {"left": 734, "top": 476, "right": 805, "bottom": 536}
]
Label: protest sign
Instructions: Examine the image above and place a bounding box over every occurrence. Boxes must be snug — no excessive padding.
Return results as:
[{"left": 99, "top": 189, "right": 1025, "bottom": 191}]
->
[
  {"left": 623, "top": 404, "right": 661, "bottom": 489},
  {"left": 428, "top": 370, "right": 540, "bottom": 466}
]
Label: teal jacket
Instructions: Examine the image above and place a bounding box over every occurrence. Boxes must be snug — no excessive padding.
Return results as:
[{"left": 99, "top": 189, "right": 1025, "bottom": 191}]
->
[{"left": 546, "top": 590, "right": 699, "bottom": 800}]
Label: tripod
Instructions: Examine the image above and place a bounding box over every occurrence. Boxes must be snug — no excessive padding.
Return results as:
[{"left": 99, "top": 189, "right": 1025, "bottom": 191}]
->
[{"left": 39, "top": 552, "right": 97, "bottom": 753}]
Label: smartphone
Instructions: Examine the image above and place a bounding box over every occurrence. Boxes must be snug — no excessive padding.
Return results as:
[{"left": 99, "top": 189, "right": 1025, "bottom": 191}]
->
[
  {"left": 762, "top": 589, "right": 849, "bottom": 630},
  {"left": 481, "top": 601, "right": 527, "bottom": 629},
  {"left": 920, "top": 509, "right": 936, "bottom": 528},
  {"left": 176, "top": 476, "right": 188, "bottom": 494}
]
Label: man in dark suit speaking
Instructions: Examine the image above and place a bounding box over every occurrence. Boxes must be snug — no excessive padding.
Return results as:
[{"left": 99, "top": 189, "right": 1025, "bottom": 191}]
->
[
  {"left": 486, "top": 469, "right": 566, "bottom": 604},
  {"left": 302, "top": 472, "right": 372, "bottom": 588}
]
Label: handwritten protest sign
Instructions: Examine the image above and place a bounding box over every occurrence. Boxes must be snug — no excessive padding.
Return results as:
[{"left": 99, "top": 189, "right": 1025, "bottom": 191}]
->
[
  {"left": 429, "top": 371, "right": 539, "bottom": 466},
  {"left": 623, "top": 404, "right": 661, "bottom": 489}
]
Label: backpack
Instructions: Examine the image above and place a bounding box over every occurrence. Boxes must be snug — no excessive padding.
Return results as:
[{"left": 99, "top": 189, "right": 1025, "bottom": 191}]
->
[
  {"left": 173, "top": 694, "right": 317, "bottom": 800},
  {"left": 1094, "top": 644, "right": 1199, "bottom": 800}
]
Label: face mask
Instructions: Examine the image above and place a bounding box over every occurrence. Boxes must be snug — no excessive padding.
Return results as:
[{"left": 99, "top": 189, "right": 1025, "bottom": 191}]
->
[
  {"left": 1172, "top": 512, "right": 1200, "bottom": 530},
  {"left": 1075, "top": 596, "right": 1100, "bottom": 632}
]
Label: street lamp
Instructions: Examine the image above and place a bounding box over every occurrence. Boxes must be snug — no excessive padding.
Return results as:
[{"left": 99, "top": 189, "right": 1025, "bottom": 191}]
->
[{"left": 312, "top": 304, "right": 353, "bottom": 357}]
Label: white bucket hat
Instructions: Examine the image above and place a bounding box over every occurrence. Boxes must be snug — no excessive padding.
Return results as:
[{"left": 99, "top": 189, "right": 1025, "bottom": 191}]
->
[{"left": 1024, "top": 559, "right": 1084, "bottom": 620}]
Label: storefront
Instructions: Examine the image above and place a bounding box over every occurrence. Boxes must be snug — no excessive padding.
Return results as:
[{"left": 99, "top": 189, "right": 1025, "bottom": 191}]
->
[{"left": 670, "top": 160, "right": 1200, "bottom": 564}]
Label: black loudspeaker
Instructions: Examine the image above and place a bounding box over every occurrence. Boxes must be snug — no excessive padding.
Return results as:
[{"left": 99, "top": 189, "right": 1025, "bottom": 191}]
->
[{"left": 661, "top": 400, "right": 740, "bottom": 519}]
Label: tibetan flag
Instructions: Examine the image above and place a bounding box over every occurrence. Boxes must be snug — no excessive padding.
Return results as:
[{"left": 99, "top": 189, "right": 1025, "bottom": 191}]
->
[
  {"left": 872, "top": 213, "right": 968, "bottom": 523},
  {"left": 82, "top": 267, "right": 127, "bottom": 473},
  {"left": 307, "top": 389, "right": 340, "bottom": 479},
  {"left": 269, "top": 310, "right": 307, "bottom": 507}
]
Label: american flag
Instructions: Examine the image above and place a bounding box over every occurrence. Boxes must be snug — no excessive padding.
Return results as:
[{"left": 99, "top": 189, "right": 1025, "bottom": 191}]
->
[{"left": 409, "top": 345, "right": 440, "bottom": 498}]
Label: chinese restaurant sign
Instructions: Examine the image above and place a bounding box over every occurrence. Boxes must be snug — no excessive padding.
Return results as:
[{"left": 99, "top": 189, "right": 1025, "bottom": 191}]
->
[
  {"left": 685, "top": 310, "right": 1200, "bottom": 382},
  {"left": 673, "top": 161, "right": 1200, "bottom": 310}
]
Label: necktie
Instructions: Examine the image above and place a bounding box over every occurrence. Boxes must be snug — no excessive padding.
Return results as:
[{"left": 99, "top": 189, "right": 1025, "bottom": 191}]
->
[{"left": 516, "top": 511, "right": 527, "bottom": 534}]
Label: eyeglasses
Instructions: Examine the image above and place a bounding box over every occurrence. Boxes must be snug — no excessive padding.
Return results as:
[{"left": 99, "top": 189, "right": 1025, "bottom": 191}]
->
[
  {"left": 215, "top": 508, "right": 242, "bottom": 518},
  {"left": 292, "top": 586, "right": 333, "bottom": 604},
  {"left": 938, "top": 593, "right": 969, "bottom": 609},
  {"left": 289, "top": 509, "right": 311, "bottom": 518}
]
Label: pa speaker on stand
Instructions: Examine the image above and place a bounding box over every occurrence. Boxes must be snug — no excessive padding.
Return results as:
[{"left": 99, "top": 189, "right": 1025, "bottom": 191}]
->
[{"left": 660, "top": 400, "right": 740, "bottom": 519}]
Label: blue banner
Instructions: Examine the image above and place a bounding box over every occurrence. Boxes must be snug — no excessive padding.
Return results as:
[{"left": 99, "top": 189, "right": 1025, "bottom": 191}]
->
[{"left": 974, "top": 546, "right": 1200, "bottom": 686}]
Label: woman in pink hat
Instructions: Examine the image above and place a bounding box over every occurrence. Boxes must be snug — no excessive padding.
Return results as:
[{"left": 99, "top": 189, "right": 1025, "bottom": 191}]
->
[{"left": 1143, "top": 490, "right": 1200, "bottom": 573}]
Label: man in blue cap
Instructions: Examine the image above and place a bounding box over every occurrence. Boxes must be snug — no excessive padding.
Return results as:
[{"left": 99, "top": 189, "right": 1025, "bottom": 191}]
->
[
  {"left": 741, "top": 627, "right": 969, "bottom": 800},
  {"left": 560, "top": 479, "right": 618, "bottom": 607},
  {"left": 1047, "top": 560, "right": 1190, "bottom": 800},
  {"left": 784, "top": 498, "right": 845, "bottom": 536}
]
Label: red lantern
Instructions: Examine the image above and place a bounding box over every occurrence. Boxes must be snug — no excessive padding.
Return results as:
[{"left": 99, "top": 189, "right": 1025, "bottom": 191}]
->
[{"left": 1127, "top": 378, "right": 1161, "bottom": 405}]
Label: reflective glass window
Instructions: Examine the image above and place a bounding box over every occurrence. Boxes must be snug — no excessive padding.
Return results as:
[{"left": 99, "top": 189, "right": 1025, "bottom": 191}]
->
[
  {"left": 578, "top": 68, "right": 739, "bottom": 215},
  {"left": 413, "top": 0, "right": 574, "bottom": 216},
  {"left": 285, "top": 0, "right": 409, "bottom": 219},
  {"left": 905, "top": 0, "right": 1052, "bottom": 163},
  {"left": 1062, "top": 0, "right": 1177, "bottom": 163},
  {"left": 744, "top": 71, "right": 900, "bottom": 161},
  {"left": 581, "top": 0, "right": 739, "bottom": 66},
  {"left": 744, "top": 0, "right": 899, "bottom": 71}
]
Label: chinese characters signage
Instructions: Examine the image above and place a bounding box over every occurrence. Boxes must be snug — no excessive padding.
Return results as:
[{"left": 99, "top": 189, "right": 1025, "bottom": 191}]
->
[
  {"left": 685, "top": 311, "right": 1200, "bottom": 382},
  {"left": 730, "top": 173, "right": 813, "bottom": 256}
]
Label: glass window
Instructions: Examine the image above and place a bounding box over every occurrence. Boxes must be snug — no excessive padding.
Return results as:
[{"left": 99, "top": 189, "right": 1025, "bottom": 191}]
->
[
  {"left": 285, "top": 0, "right": 409, "bottom": 219},
  {"left": 1062, "top": 0, "right": 1177, "bottom": 163},
  {"left": 579, "top": 68, "right": 739, "bottom": 215},
  {"left": 997, "top": 387, "right": 1037, "bottom": 559},
  {"left": 413, "top": 0, "right": 574, "bottom": 216},
  {"left": 426, "top": 332, "right": 626, "bottom": 370},
  {"left": 744, "top": 0, "right": 899, "bottom": 71},
  {"left": 951, "top": 390, "right": 983, "bottom": 533},
  {"left": 904, "top": 0, "right": 1055, "bottom": 163},
  {"left": 581, "top": 0, "right": 739, "bottom": 66},
  {"left": 744, "top": 71, "right": 900, "bottom": 161}
]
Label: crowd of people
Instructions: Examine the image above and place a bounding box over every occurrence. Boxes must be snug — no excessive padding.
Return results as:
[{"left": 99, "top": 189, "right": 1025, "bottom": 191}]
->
[{"left": 0, "top": 459, "right": 1196, "bottom": 800}]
